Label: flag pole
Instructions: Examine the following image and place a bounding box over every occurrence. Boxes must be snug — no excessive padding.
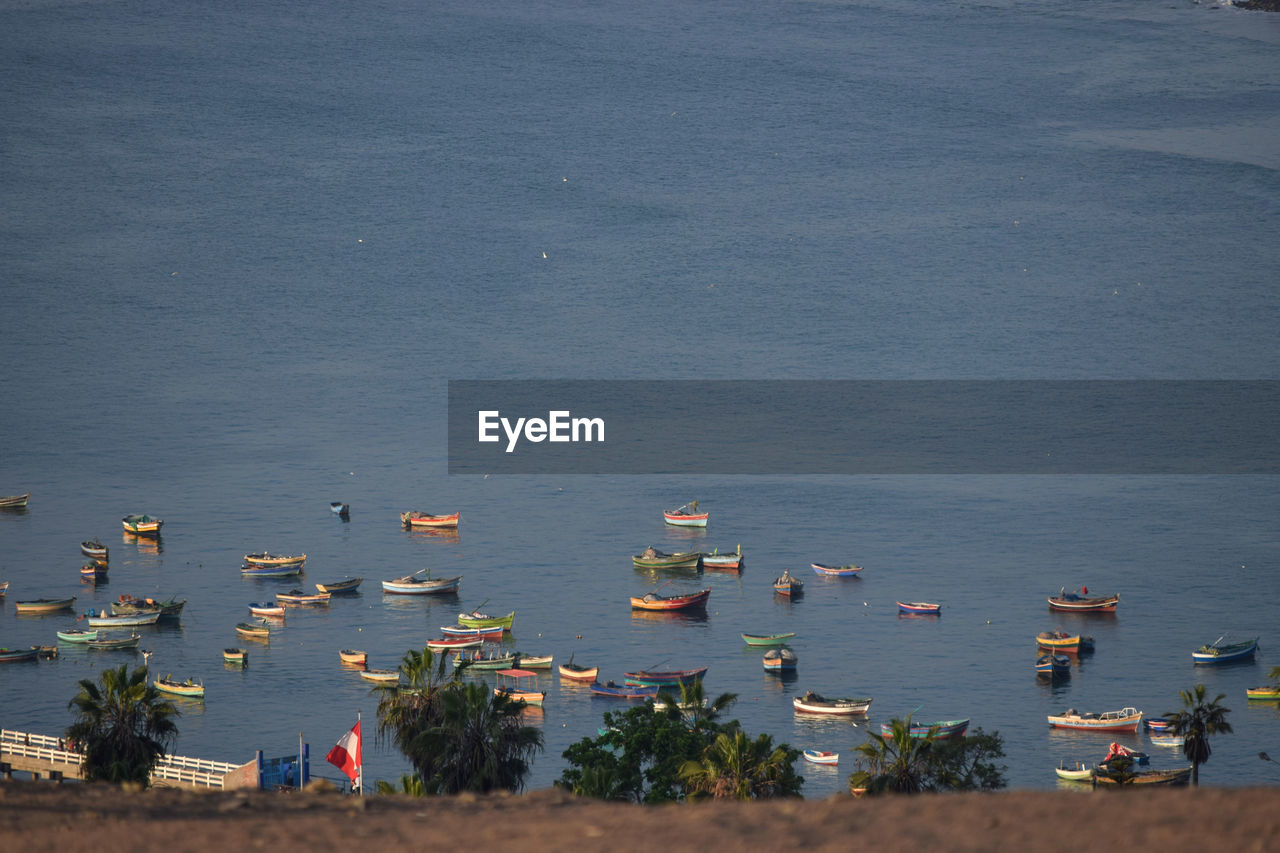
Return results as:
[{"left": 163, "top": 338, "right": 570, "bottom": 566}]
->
[{"left": 357, "top": 710, "right": 363, "bottom": 797}]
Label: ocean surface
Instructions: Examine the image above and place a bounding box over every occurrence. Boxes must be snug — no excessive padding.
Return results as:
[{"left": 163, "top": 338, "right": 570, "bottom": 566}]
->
[{"left": 1, "top": 0, "right": 1278, "bottom": 797}]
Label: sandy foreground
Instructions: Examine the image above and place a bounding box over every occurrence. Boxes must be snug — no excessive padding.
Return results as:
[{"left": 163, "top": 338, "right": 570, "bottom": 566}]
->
[{"left": 1, "top": 783, "right": 1279, "bottom": 852}]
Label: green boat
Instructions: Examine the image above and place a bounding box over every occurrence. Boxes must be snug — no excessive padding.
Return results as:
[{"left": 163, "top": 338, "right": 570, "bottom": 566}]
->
[
  {"left": 457, "top": 610, "right": 515, "bottom": 630},
  {"left": 741, "top": 632, "right": 797, "bottom": 647},
  {"left": 632, "top": 547, "right": 702, "bottom": 570},
  {"left": 453, "top": 650, "right": 517, "bottom": 670},
  {"left": 57, "top": 629, "right": 98, "bottom": 643}
]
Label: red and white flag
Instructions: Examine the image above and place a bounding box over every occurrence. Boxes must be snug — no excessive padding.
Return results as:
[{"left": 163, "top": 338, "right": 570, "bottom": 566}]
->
[{"left": 326, "top": 719, "right": 362, "bottom": 791}]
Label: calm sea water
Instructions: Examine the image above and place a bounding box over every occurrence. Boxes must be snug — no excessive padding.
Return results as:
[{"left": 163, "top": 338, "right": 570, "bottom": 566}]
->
[{"left": 1, "top": 0, "right": 1278, "bottom": 796}]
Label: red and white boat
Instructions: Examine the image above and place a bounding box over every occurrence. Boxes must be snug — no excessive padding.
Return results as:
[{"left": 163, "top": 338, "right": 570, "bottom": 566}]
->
[
  {"left": 426, "top": 636, "right": 484, "bottom": 651},
  {"left": 629, "top": 587, "right": 711, "bottom": 611},
  {"left": 1047, "top": 706, "right": 1143, "bottom": 732},
  {"left": 401, "top": 511, "right": 460, "bottom": 529},
  {"left": 1048, "top": 591, "right": 1120, "bottom": 613},
  {"left": 663, "top": 503, "right": 708, "bottom": 527}
]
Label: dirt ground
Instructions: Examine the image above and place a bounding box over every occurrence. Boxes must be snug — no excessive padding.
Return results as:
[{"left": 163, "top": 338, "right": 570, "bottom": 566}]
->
[{"left": 1, "top": 782, "right": 1278, "bottom": 852}]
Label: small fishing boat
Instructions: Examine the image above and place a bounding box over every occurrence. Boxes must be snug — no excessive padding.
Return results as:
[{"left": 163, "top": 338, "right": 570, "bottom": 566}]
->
[
  {"left": 652, "top": 697, "right": 707, "bottom": 712},
  {"left": 240, "top": 562, "right": 303, "bottom": 577},
  {"left": 248, "top": 602, "right": 286, "bottom": 618},
  {"left": 663, "top": 502, "right": 708, "bottom": 527},
  {"left": 0, "top": 581, "right": 8, "bottom": 595},
  {"left": 0, "top": 646, "right": 39, "bottom": 662},
  {"left": 276, "top": 589, "right": 332, "bottom": 606},
  {"left": 1047, "top": 590, "right": 1120, "bottom": 613},
  {"left": 701, "top": 546, "right": 743, "bottom": 571},
  {"left": 1047, "top": 707, "right": 1143, "bottom": 733},
  {"left": 113, "top": 595, "right": 186, "bottom": 618},
  {"left": 329, "top": 502, "right": 350, "bottom": 516},
  {"left": 235, "top": 621, "right": 272, "bottom": 639},
  {"left": 57, "top": 629, "right": 98, "bottom": 643},
  {"left": 243, "top": 552, "right": 307, "bottom": 568},
  {"left": 1036, "top": 631, "right": 1081, "bottom": 653},
  {"left": 623, "top": 667, "right": 707, "bottom": 688},
  {"left": 122, "top": 514, "right": 163, "bottom": 536},
  {"left": 632, "top": 547, "right": 702, "bottom": 570},
  {"left": 85, "top": 610, "right": 160, "bottom": 628},
  {"left": 514, "top": 653, "right": 553, "bottom": 669},
  {"left": 14, "top": 597, "right": 76, "bottom": 614},
  {"left": 558, "top": 656, "right": 599, "bottom": 682},
  {"left": 155, "top": 676, "right": 205, "bottom": 698},
  {"left": 440, "top": 624, "right": 505, "bottom": 639},
  {"left": 1035, "top": 654, "right": 1071, "bottom": 677},
  {"left": 773, "top": 570, "right": 803, "bottom": 597},
  {"left": 426, "top": 636, "right": 484, "bottom": 651},
  {"left": 339, "top": 649, "right": 368, "bottom": 665},
  {"left": 629, "top": 587, "right": 711, "bottom": 611},
  {"left": 1095, "top": 767, "right": 1192, "bottom": 787},
  {"left": 763, "top": 647, "right": 798, "bottom": 672},
  {"left": 81, "top": 539, "right": 109, "bottom": 560},
  {"left": 400, "top": 511, "right": 460, "bottom": 529},
  {"left": 880, "top": 719, "right": 970, "bottom": 740},
  {"left": 315, "top": 578, "right": 362, "bottom": 594},
  {"left": 452, "top": 650, "right": 518, "bottom": 670},
  {"left": 80, "top": 563, "right": 108, "bottom": 580},
  {"left": 590, "top": 681, "right": 660, "bottom": 699},
  {"left": 1098, "top": 742, "right": 1149, "bottom": 767},
  {"left": 741, "top": 632, "right": 797, "bottom": 647},
  {"left": 1145, "top": 716, "right": 1176, "bottom": 731},
  {"left": 802, "top": 749, "right": 839, "bottom": 765},
  {"left": 897, "top": 601, "right": 941, "bottom": 615},
  {"left": 1149, "top": 733, "right": 1185, "bottom": 747},
  {"left": 792, "top": 692, "right": 873, "bottom": 716},
  {"left": 495, "top": 668, "right": 546, "bottom": 706},
  {"left": 1055, "top": 760, "right": 1094, "bottom": 781},
  {"left": 87, "top": 633, "right": 141, "bottom": 650},
  {"left": 811, "top": 563, "right": 862, "bottom": 577},
  {"left": 1191, "top": 635, "right": 1258, "bottom": 665},
  {"left": 457, "top": 610, "right": 515, "bottom": 630},
  {"left": 223, "top": 648, "right": 247, "bottom": 665},
  {"left": 1246, "top": 685, "right": 1280, "bottom": 700},
  {"left": 381, "top": 571, "right": 462, "bottom": 595},
  {"left": 359, "top": 669, "right": 401, "bottom": 683},
  {"left": 0, "top": 492, "right": 31, "bottom": 508}
]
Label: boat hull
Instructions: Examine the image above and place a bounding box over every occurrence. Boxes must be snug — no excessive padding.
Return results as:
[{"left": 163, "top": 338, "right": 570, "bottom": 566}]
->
[
  {"left": 243, "top": 553, "right": 306, "bottom": 568},
  {"left": 630, "top": 588, "right": 711, "bottom": 611},
  {"left": 155, "top": 679, "right": 205, "bottom": 698},
  {"left": 339, "top": 650, "right": 368, "bottom": 665},
  {"left": 897, "top": 601, "right": 941, "bottom": 615},
  {"left": 1095, "top": 767, "right": 1192, "bottom": 787},
  {"left": 458, "top": 611, "right": 515, "bottom": 630},
  {"left": 0, "top": 647, "right": 39, "bottom": 662},
  {"left": 1192, "top": 638, "right": 1258, "bottom": 665},
  {"left": 558, "top": 664, "right": 599, "bottom": 681},
  {"left": 1047, "top": 709, "right": 1142, "bottom": 733},
  {"left": 590, "top": 682, "right": 659, "bottom": 699},
  {"left": 441, "top": 624, "right": 504, "bottom": 639},
  {"left": 57, "top": 630, "right": 98, "bottom": 643},
  {"left": 880, "top": 719, "right": 969, "bottom": 740},
  {"left": 663, "top": 510, "right": 709, "bottom": 527},
  {"left": 803, "top": 750, "right": 839, "bottom": 765},
  {"left": 741, "top": 632, "right": 796, "bottom": 646},
  {"left": 316, "top": 578, "right": 362, "bottom": 593},
  {"left": 15, "top": 598, "right": 76, "bottom": 614},
  {"left": 811, "top": 563, "right": 862, "bottom": 576},
  {"left": 1037, "top": 633, "right": 1081, "bottom": 653},
  {"left": 0, "top": 493, "right": 31, "bottom": 508},
  {"left": 1246, "top": 687, "right": 1280, "bottom": 700},
  {"left": 1047, "top": 594, "right": 1119, "bottom": 612},
  {"left": 623, "top": 667, "right": 707, "bottom": 687},
  {"left": 632, "top": 553, "right": 702, "bottom": 570},
  {"left": 240, "top": 564, "right": 302, "bottom": 577},
  {"left": 121, "top": 515, "right": 163, "bottom": 536},
  {"left": 381, "top": 576, "right": 462, "bottom": 595},
  {"left": 792, "top": 697, "right": 872, "bottom": 716},
  {"left": 87, "top": 612, "right": 160, "bottom": 627},
  {"left": 401, "top": 511, "right": 460, "bottom": 528}
]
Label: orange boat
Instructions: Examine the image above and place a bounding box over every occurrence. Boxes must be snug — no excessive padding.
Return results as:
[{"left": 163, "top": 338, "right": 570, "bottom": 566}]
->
[
  {"left": 401, "top": 511, "right": 460, "bottom": 529},
  {"left": 629, "top": 587, "right": 711, "bottom": 611},
  {"left": 558, "top": 656, "right": 599, "bottom": 681},
  {"left": 339, "top": 649, "right": 368, "bottom": 666},
  {"left": 495, "top": 668, "right": 545, "bottom": 706}
]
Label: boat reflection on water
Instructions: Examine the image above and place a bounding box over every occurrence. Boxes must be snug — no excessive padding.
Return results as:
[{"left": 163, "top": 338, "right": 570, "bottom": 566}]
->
[
  {"left": 407, "top": 529, "right": 461, "bottom": 545},
  {"left": 627, "top": 609, "right": 709, "bottom": 626},
  {"left": 122, "top": 532, "right": 163, "bottom": 554}
]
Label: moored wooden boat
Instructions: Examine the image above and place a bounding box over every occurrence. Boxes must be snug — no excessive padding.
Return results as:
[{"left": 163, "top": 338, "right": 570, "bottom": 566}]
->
[
  {"left": 1191, "top": 635, "right": 1258, "bottom": 665},
  {"left": 122, "top": 514, "right": 163, "bottom": 536},
  {"left": 243, "top": 552, "right": 307, "bottom": 568},
  {"left": 381, "top": 571, "right": 462, "bottom": 595},
  {"left": 632, "top": 547, "right": 702, "bottom": 570},
  {"left": 623, "top": 667, "right": 707, "bottom": 687},
  {"left": 248, "top": 602, "right": 286, "bottom": 618},
  {"left": 792, "top": 692, "right": 872, "bottom": 716},
  {"left": 235, "top": 621, "right": 272, "bottom": 639},
  {"left": 113, "top": 595, "right": 186, "bottom": 618},
  {"left": 85, "top": 610, "right": 160, "bottom": 628},
  {"left": 773, "top": 570, "right": 803, "bottom": 597},
  {"left": 0, "top": 646, "right": 39, "bottom": 662},
  {"left": 223, "top": 648, "right": 248, "bottom": 665},
  {"left": 57, "top": 629, "right": 98, "bottom": 643},
  {"left": 276, "top": 589, "right": 332, "bottom": 605},
  {"left": 452, "top": 650, "right": 517, "bottom": 670},
  {"left": 1047, "top": 591, "right": 1119, "bottom": 612},
  {"left": 663, "top": 502, "right": 708, "bottom": 527},
  {"left": 1149, "top": 733, "right": 1185, "bottom": 747},
  {"left": 0, "top": 492, "right": 31, "bottom": 509},
  {"left": 87, "top": 633, "right": 141, "bottom": 650},
  {"left": 1047, "top": 707, "right": 1143, "bottom": 733},
  {"left": 401, "top": 510, "right": 460, "bottom": 529},
  {"left": 0, "top": 581, "right": 8, "bottom": 595},
  {"left": 811, "top": 562, "right": 862, "bottom": 577},
  {"left": 1246, "top": 685, "right": 1280, "bottom": 700},
  {"left": 1036, "top": 631, "right": 1081, "bottom": 653},
  {"left": 80, "top": 563, "right": 108, "bottom": 580},
  {"left": 741, "top": 631, "right": 796, "bottom": 647},
  {"left": 339, "top": 649, "right": 368, "bottom": 665},
  {"left": 15, "top": 597, "right": 76, "bottom": 614},
  {"left": 1035, "top": 654, "right": 1071, "bottom": 677},
  {"left": 1055, "top": 760, "right": 1094, "bottom": 781},
  {"left": 81, "top": 539, "right": 109, "bottom": 560},
  {"left": 329, "top": 502, "right": 350, "bottom": 516},
  {"left": 558, "top": 657, "right": 599, "bottom": 682},
  {"left": 881, "top": 719, "right": 970, "bottom": 740},
  {"left": 1094, "top": 766, "right": 1192, "bottom": 787},
  {"left": 441, "top": 624, "right": 504, "bottom": 639},
  {"left": 1145, "top": 716, "right": 1175, "bottom": 731},
  {"left": 763, "top": 647, "right": 798, "bottom": 671},
  {"left": 359, "top": 668, "right": 401, "bottom": 683},
  {"left": 240, "top": 562, "right": 303, "bottom": 577},
  {"left": 457, "top": 610, "right": 515, "bottom": 630},
  {"left": 897, "top": 600, "right": 941, "bottom": 615},
  {"left": 803, "top": 749, "right": 839, "bottom": 765},
  {"left": 426, "top": 636, "right": 484, "bottom": 651},
  {"left": 701, "top": 545, "right": 742, "bottom": 571},
  {"left": 155, "top": 676, "right": 205, "bottom": 698},
  {"left": 630, "top": 586, "right": 711, "bottom": 611},
  {"left": 495, "top": 668, "right": 546, "bottom": 706},
  {"left": 590, "top": 681, "right": 659, "bottom": 699},
  {"left": 514, "top": 653, "right": 553, "bottom": 669},
  {"left": 316, "top": 577, "right": 362, "bottom": 594}
]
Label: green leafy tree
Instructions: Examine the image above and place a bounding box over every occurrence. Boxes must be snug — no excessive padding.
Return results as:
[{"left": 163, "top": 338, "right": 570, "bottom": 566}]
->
[
  {"left": 66, "top": 663, "right": 179, "bottom": 786},
  {"left": 375, "top": 773, "right": 426, "bottom": 796},
  {"left": 680, "top": 730, "right": 803, "bottom": 800},
  {"left": 655, "top": 681, "right": 738, "bottom": 735},
  {"left": 849, "top": 718, "right": 1008, "bottom": 795},
  {"left": 414, "top": 681, "right": 543, "bottom": 794},
  {"left": 1167, "top": 684, "right": 1233, "bottom": 786},
  {"left": 372, "top": 646, "right": 461, "bottom": 780},
  {"left": 925, "top": 728, "right": 1008, "bottom": 791}
]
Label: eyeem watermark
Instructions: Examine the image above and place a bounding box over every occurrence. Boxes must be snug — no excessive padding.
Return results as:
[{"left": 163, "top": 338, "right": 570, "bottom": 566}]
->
[{"left": 478, "top": 410, "right": 605, "bottom": 453}]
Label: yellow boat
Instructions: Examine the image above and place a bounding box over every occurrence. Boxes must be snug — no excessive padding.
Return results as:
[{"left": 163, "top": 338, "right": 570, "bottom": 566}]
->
[
  {"left": 243, "top": 552, "right": 307, "bottom": 567},
  {"left": 155, "top": 676, "right": 205, "bottom": 698},
  {"left": 122, "top": 514, "right": 163, "bottom": 536},
  {"left": 1246, "top": 686, "right": 1280, "bottom": 700}
]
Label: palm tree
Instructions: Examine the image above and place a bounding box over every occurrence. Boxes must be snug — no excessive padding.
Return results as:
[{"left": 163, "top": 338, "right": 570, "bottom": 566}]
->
[
  {"left": 373, "top": 645, "right": 460, "bottom": 773},
  {"left": 374, "top": 773, "right": 427, "bottom": 796},
  {"left": 850, "top": 715, "right": 935, "bottom": 794},
  {"left": 411, "top": 681, "right": 543, "bottom": 794},
  {"left": 655, "top": 681, "right": 738, "bottom": 736},
  {"left": 66, "top": 663, "right": 179, "bottom": 786},
  {"left": 680, "top": 730, "right": 803, "bottom": 800},
  {"left": 1167, "top": 684, "right": 1233, "bottom": 786}
]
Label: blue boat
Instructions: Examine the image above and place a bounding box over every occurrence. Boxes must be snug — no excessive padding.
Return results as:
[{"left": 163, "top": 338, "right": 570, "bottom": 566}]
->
[
  {"left": 1191, "top": 635, "right": 1258, "bottom": 665},
  {"left": 589, "top": 681, "right": 660, "bottom": 699},
  {"left": 880, "top": 718, "right": 969, "bottom": 740},
  {"left": 1035, "top": 654, "right": 1071, "bottom": 677},
  {"left": 240, "top": 563, "right": 304, "bottom": 577}
]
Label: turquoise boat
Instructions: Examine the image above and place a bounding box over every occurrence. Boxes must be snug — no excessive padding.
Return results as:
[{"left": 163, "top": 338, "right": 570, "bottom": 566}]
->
[
  {"left": 57, "top": 629, "right": 98, "bottom": 643},
  {"left": 741, "top": 632, "right": 796, "bottom": 646}
]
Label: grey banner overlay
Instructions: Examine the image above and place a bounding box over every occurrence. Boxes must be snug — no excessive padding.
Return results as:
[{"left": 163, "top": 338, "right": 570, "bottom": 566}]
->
[{"left": 448, "top": 381, "right": 1278, "bottom": 474}]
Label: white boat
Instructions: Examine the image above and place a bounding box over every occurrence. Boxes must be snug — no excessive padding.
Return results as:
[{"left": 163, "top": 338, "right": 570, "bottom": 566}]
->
[
  {"left": 792, "top": 691, "right": 872, "bottom": 716},
  {"left": 85, "top": 611, "right": 161, "bottom": 628},
  {"left": 381, "top": 571, "right": 461, "bottom": 595},
  {"left": 803, "top": 749, "right": 839, "bottom": 765}
]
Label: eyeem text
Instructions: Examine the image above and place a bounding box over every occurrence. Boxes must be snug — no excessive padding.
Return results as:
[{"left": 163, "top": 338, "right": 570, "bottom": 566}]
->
[{"left": 478, "top": 410, "right": 605, "bottom": 453}]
